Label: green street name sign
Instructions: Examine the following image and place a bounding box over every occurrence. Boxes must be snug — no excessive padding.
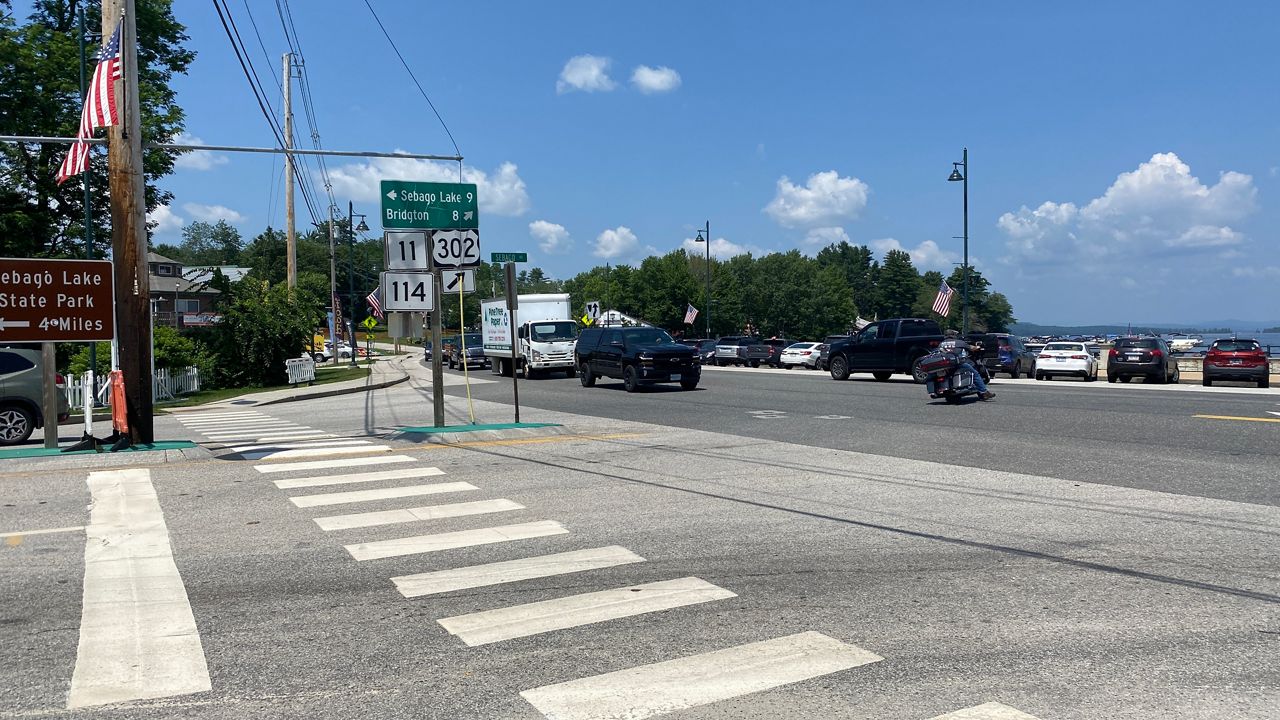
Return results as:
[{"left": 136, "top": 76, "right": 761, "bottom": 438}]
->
[
  {"left": 380, "top": 180, "right": 479, "bottom": 230},
  {"left": 490, "top": 252, "right": 527, "bottom": 263}
]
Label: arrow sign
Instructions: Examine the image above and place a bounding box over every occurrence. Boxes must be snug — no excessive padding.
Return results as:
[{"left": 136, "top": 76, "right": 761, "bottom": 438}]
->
[
  {"left": 442, "top": 269, "right": 476, "bottom": 293},
  {"left": 0, "top": 318, "right": 32, "bottom": 331},
  {"left": 386, "top": 189, "right": 398, "bottom": 201}
]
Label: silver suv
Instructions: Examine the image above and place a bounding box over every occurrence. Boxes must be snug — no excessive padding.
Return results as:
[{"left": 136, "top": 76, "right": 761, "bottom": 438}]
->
[{"left": 0, "top": 348, "right": 71, "bottom": 445}]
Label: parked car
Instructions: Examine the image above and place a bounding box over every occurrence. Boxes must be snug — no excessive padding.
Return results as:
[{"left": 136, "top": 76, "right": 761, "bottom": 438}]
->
[
  {"left": 1034, "top": 341, "right": 1098, "bottom": 381},
  {"left": 816, "top": 335, "right": 849, "bottom": 371},
  {"left": 678, "top": 338, "right": 718, "bottom": 365},
  {"left": 1202, "top": 338, "right": 1269, "bottom": 388},
  {"left": 966, "top": 332, "right": 1037, "bottom": 378},
  {"left": 448, "top": 332, "right": 489, "bottom": 370},
  {"left": 713, "top": 336, "right": 770, "bottom": 367},
  {"left": 0, "top": 348, "right": 71, "bottom": 445},
  {"left": 576, "top": 326, "right": 700, "bottom": 392},
  {"left": 313, "top": 340, "right": 353, "bottom": 362},
  {"left": 1108, "top": 337, "right": 1178, "bottom": 383},
  {"left": 780, "top": 342, "right": 821, "bottom": 369},
  {"left": 760, "top": 338, "right": 794, "bottom": 367}
]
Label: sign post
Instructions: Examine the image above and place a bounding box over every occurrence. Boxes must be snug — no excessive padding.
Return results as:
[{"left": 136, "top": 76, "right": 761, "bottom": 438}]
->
[
  {"left": 505, "top": 262, "right": 520, "bottom": 424},
  {"left": 0, "top": 258, "right": 115, "bottom": 449}
]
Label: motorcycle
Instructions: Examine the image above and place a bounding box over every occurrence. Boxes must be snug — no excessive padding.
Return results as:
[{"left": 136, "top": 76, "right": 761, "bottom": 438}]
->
[{"left": 920, "top": 347, "right": 991, "bottom": 404}]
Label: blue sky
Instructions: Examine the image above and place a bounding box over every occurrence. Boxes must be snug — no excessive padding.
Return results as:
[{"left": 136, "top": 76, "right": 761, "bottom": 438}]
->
[{"left": 109, "top": 2, "right": 1280, "bottom": 325}]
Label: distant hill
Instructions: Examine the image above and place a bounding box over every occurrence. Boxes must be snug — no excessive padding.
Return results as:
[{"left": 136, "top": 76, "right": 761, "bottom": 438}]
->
[{"left": 1010, "top": 322, "right": 1235, "bottom": 336}]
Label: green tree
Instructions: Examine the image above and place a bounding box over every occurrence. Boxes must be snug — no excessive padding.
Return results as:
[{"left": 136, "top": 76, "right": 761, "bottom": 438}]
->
[
  {"left": 0, "top": 0, "right": 195, "bottom": 258},
  {"left": 876, "top": 249, "right": 920, "bottom": 318},
  {"left": 816, "top": 241, "right": 878, "bottom": 319},
  {"left": 634, "top": 250, "right": 700, "bottom": 330},
  {"left": 202, "top": 278, "right": 314, "bottom": 388},
  {"left": 173, "top": 219, "right": 242, "bottom": 266}
]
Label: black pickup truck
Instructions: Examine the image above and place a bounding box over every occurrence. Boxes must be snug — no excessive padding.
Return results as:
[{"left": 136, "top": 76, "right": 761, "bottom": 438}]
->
[
  {"left": 826, "top": 318, "right": 944, "bottom": 382},
  {"left": 576, "top": 326, "right": 700, "bottom": 392}
]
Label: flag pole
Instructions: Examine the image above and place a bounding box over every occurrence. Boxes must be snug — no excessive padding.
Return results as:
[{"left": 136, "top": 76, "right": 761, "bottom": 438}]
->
[
  {"left": 104, "top": 0, "right": 153, "bottom": 443},
  {"left": 78, "top": 7, "right": 99, "bottom": 382}
]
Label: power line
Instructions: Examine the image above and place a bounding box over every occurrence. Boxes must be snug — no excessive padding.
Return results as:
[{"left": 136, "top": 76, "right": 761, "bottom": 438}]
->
[
  {"left": 240, "top": 0, "right": 282, "bottom": 96},
  {"left": 362, "top": 0, "right": 461, "bottom": 157}
]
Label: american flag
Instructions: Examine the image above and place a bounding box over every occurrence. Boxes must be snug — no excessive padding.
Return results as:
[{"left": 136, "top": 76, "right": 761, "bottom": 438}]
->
[
  {"left": 683, "top": 303, "right": 698, "bottom": 325},
  {"left": 57, "top": 20, "right": 123, "bottom": 184},
  {"left": 366, "top": 286, "right": 384, "bottom": 320},
  {"left": 932, "top": 280, "right": 954, "bottom": 316}
]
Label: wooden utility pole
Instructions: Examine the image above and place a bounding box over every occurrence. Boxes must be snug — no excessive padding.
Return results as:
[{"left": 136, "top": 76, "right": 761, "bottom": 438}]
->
[
  {"left": 283, "top": 53, "right": 297, "bottom": 288},
  {"left": 104, "top": 0, "right": 153, "bottom": 442}
]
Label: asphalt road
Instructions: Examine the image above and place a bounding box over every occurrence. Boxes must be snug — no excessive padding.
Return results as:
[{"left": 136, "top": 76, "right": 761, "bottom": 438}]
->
[
  {"left": 442, "top": 363, "right": 1280, "bottom": 507},
  {"left": 2, "top": 359, "right": 1277, "bottom": 719}
]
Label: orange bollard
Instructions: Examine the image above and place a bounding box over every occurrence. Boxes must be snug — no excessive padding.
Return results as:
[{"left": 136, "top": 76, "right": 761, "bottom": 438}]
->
[{"left": 107, "top": 370, "right": 131, "bottom": 450}]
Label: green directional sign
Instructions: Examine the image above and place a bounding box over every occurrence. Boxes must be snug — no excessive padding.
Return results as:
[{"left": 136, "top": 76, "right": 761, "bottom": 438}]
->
[
  {"left": 490, "top": 252, "right": 527, "bottom": 263},
  {"left": 380, "top": 180, "right": 479, "bottom": 230}
]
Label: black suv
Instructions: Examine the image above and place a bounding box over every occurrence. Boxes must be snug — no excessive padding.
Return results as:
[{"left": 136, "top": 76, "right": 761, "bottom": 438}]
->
[
  {"left": 965, "top": 333, "right": 1036, "bottom": 378},
  {"left": 760, "top": 338, "right": 794, "bottom": 368},
  {"left": 577, "top": 326, "right": 700, "bottom": 392},
  {"left": 1107, "top": 337, "right": 1179, "bottom": 384},
  {"left": 448, "top": 332, "right": 488, "bottom": 370}
]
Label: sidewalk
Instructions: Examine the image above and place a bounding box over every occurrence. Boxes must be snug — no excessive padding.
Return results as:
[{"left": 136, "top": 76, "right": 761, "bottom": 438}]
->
[{"left": 167, "top": 354, "right": 412, "bottom": 413}]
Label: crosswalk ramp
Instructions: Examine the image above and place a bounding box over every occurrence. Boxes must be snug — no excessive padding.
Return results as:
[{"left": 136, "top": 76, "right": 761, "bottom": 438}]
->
[
  {"left": 173, "top": 409, "right": 394, "bottom": 462},
  {"left": 251, "top": 452, "right": 1047, "bottom": 719}
]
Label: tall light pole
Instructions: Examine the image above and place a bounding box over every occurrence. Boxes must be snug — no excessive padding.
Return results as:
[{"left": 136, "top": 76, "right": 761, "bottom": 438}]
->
[
  {"left": 347, "top": 201, "right": 369, "bottom": 368},
  {"left": 693, "top": 221, "right": 711, "bottom": 338},
  {"left": 947, "top": 148, "right": 969, "bottom": 335}
]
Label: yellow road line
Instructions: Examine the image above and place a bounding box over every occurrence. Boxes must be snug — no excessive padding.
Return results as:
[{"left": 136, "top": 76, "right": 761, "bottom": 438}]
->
[
  {"left": 1193, "top": 414, "right": 1280, "bottom": 423},
  {"left": 0, "top": 525, "right": 86, "bottom": 539}
]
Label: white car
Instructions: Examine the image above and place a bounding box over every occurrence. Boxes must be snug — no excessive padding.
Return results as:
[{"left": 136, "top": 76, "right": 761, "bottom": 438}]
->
[
  {"left": 313, "top": 341, "right": 354, "bottom": 362},
  {"left": 1035, "top": 341, "right": 1098, "bottom": 381},
  {"left": 779, "top": 342, "right": 821, "bottom": 369}
]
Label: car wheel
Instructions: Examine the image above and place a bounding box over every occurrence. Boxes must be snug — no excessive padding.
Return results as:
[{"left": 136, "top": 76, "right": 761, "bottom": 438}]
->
[
  {"left": 910, "top": 356, "right": 928, "bottom": 384},
  {"left": 522, "top": 362, "right": 534, "bottom": 380},
  {"left": 1202, "top": 376, "right": 1212, "bottom": 387},
  {"left": 1171, "top": 366, "right": 1180, "bottom": 384},
  {"left": 679, "top": 377, "right": 699, "bottom": 390},
  {"left": 0, "top": 404, "right": 35, "bottom": 446},
  {"left": 1009, "top": 363, "right": 1020, "bottom": 380},
  {"left": 749, "top": 360, "right": 760, "bottom": 368},
  {"left": 579, "top": 363, "right": 595, "bottom": 387},
  {"left": 1259, "top": 377, "right": 1269, "bottom": 389},
  {"left": 1119, "top": 376, "right": 1131, "bottom": 383},
  {"left": 872, "top": 371, "right": 892, "bottom": 382},
  {"left": 829, "top": 355, "right": 850, "bottom": 381},
  {"left": 1107, "top": 373, "right": 1116, "bottom": 383},
  {"left": 1035, "top": 372, "right": 1043, "bottom": 381},
  {"left": 623, "top": 366, "right": 640, "bottom": 392},
  {"left": 1084, "top": 369, "right": 1095, "bottom": 382},
  {"left": 447, "top": 356, "right": 455, "bottom": 369}
]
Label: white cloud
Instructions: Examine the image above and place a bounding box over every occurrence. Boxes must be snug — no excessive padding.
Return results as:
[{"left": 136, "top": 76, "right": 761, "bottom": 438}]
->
[
  {"left": 1231, "top": 265, "right": 1280, "bottom": 278},
  {"left": 172, "top": 132, "right": 228, "bottom": 171},
  {"left": 998, "top": 152, "right": 1257, "bottom": 266},
  {"left": 630, "top": 65, "right": 681, "bottom": 94},
  {"left": 148, "top": 204, "right": 184, "bottom": 235},
  {"left": 802, "top": 226, "right": 850, "bottom": 246},
  {"left": 681, "top": 236, "right": 750, "bottom": 259},
  {"left": 593, "top": 226, "right": 639, "bottom": 259},
  {"left": 871, "top": 238, "right": 960, "bottom": 272},
  {"left": 764, "top": 170, "right": 870, "bottom": 228},
  {"left": 557, "top": 55, "right": 616, "bottom": 94},
  {"left": 182, "top": 203, "right": 244, "bottom": 223},
  {"left": 328, "top": 155, "right": 531, "bottom": 217},
  {"left": 529, "top": 220, "right": 571, "bottom": 254}
]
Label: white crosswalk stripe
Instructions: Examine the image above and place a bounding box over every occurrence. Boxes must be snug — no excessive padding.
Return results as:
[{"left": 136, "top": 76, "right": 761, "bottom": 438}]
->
[
  {"left": 438, "top": 576, "right": 735, "bottom": 647},
  {"left": 236, "top": 445, "right": 392, "bottom": 461},
  {"left": 290, "top": 481, "right": 478, "bottom": 508},
  {"left": 392, "top": 545, "right": 646, "bottom": 598},
  {"left": 254, "top": 455, "right": 418, "bottom": 473},
  {"left": 345, "top": 520, "right": 567, "bottom": 561},
  {"left": 519, "top": 631, "right": 881, "bottom": 719},
  {"left": 928, "top": 702, "right": 1044, "bottom": 719},
  {"left": 223, "top": 439, "right": 373, "bottom": 453},
  {"left": 273, "top": 466, "right": 446, "bottom": 490},
  {"left": 313, "top": 498, "right": 523, "bottom": 531}
]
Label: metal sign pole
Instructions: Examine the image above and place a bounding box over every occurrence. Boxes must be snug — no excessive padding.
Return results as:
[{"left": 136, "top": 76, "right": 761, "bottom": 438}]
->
[
  {"left": 41, "top": 343, "right": 58, "bottom": 449},
  {"left": 431, "top": 269, "right": 445, "bottom": 427},
  {"left": 505, "top": 262, "right": 520, "bottom": 424}
]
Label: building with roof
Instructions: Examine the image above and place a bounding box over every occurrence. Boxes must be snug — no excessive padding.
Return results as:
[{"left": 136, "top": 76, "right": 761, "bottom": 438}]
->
[{"left": 147, "top": 252, "right": 249, "bottom": 328}]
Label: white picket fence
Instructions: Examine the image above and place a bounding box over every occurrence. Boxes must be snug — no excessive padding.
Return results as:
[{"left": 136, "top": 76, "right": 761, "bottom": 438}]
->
[{"left": 64, "top": 366, "right": 202, "bottom": 407}]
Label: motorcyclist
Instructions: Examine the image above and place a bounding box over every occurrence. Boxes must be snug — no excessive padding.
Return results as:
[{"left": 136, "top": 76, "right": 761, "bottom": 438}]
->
[{"left": 938, "top": 333, "right": 995, "bottom": 401}]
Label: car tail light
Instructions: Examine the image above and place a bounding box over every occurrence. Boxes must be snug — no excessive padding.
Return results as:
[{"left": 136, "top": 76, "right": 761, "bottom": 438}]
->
[
  {"left": 1108, "top": 348, "right": 1118, "bottom": 359},
  {"left": 1070, "top": 354, "right": 1088, "bottom": 359},
  {"left": 1038, "top": 354, "right": 1051, "bottom": 359},
  {"left": 56, "top": 373, "right": 66, "bottom": 385},
  {"left": 1150, "top": 349, "right": 1163, "bottom": 358},
  {"left": 802, "top": 351, "right": 811, "bottom": 355},
  {"left": 928, "top": 340, "right": 940, "bottom": 348}
]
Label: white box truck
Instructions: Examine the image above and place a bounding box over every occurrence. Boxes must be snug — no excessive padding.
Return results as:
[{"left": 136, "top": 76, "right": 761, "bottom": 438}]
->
[{"left": 481, "top": 293, "right": 579, "bottom": 378}]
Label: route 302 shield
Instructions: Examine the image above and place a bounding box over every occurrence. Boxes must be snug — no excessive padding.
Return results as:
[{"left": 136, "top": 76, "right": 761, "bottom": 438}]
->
[{"left": 430, "top": 229, "right": 481, "bottom": 269}]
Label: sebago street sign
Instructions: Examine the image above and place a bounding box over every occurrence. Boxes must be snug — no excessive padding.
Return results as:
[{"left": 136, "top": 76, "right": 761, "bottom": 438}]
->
[
  {"left": 380, "top": 180, "right": 479, "bottom": 230},
  {"left": 490, "top": 252, "right": 527, "bottom": 263},
  {"left": 0, "top": 258, "right": 115, "bottom": 342}
]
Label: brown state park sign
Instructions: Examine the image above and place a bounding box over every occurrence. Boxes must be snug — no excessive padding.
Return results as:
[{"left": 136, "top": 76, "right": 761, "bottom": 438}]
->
[{"left": 0, "top": 258, "right": 116, "bottom": 342}]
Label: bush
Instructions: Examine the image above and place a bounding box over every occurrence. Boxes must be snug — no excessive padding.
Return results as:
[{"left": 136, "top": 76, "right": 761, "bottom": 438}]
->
[{"left": 203, "top": 278, "right": 318, "bottom": 387}]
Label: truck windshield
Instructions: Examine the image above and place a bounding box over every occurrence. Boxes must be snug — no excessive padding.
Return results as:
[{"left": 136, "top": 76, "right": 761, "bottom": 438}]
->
[
  {"left": 529, "top": 322, "right": 577, "bottom": 342},
  {"left": 462, "top": 333, "right": 483, "bottom": 346},
  {"left": 622, "top": 328, "right": 675, "bottom": 345}
]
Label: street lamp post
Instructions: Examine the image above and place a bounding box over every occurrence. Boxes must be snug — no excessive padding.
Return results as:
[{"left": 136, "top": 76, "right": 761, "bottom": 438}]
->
[
  {"left": 947, "top": 147, "right": 969, "bottom": 335},
  {"left": 347, "top": 201, "right": 369, "bottom": 368},
  {"left": 693, "top": 221, "right": 711, "bottom": 338}
]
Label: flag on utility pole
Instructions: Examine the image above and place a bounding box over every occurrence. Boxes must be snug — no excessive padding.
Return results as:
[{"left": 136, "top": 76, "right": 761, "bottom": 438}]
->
[
  {"left": 56, "top": 19, "right": 122, "bottom": 184},
  {"left": 932, "top": 280, "right": 954, "bottom": 317},
  {"left": 684, "top": 303, "right": 698, "bottom": 325},
  {"left": 366, "top": 287, "right": 385, "bottom": 320}
]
